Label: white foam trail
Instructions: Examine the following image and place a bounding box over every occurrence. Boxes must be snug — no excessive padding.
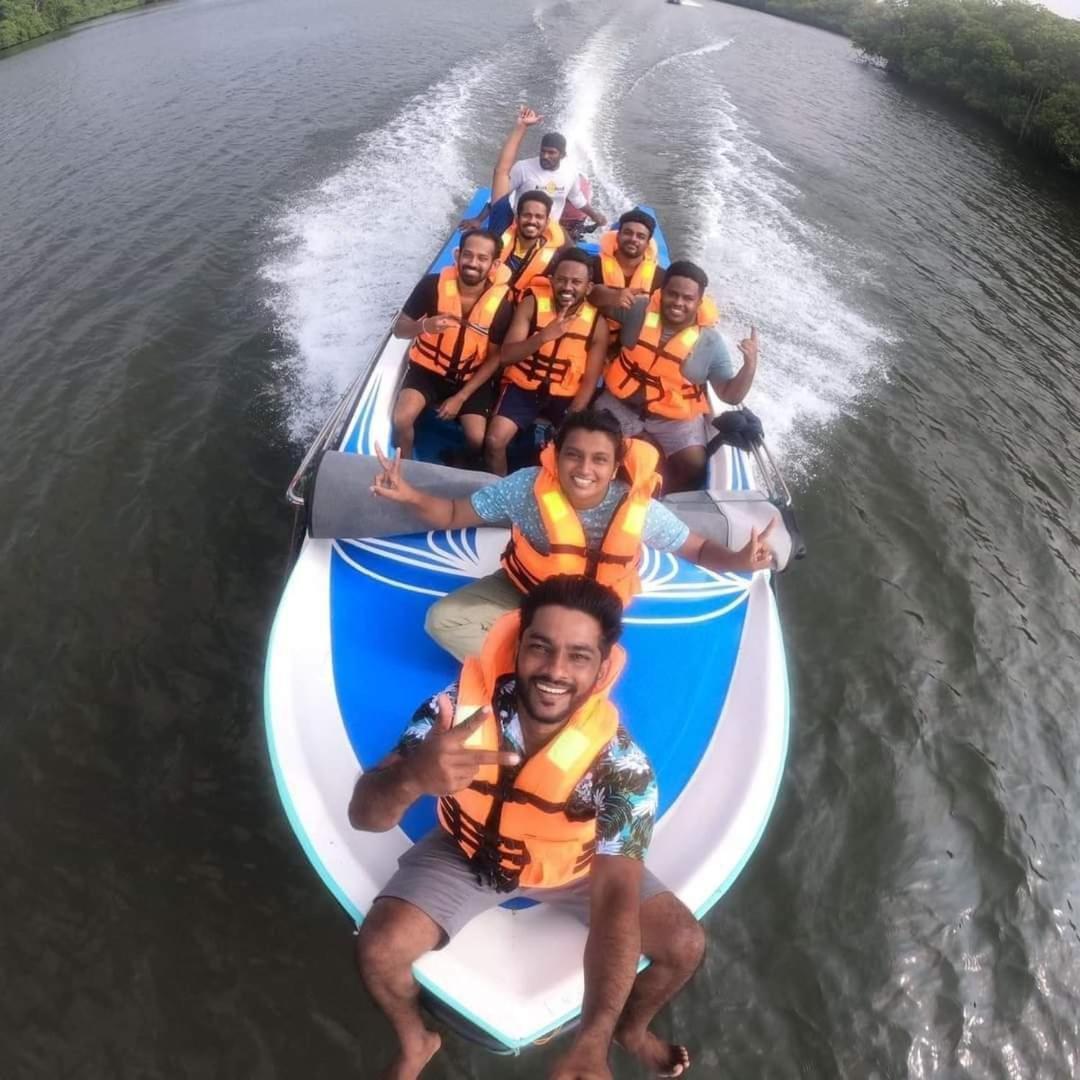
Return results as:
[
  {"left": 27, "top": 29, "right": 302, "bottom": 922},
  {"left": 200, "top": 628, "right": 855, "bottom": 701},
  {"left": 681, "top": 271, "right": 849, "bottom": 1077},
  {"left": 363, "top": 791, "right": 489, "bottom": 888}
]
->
[
  {"left": 625, "top": 39, "right": 733, "bottom": 96},
  {"left": 551, "top": 26, "right": 636, "bottom": 212},
  {"left": 261, "top": 64, "right": 491, "bottom": 437},
  {"left": 692, "top": 89, "right": 892, "bottom": 468}
]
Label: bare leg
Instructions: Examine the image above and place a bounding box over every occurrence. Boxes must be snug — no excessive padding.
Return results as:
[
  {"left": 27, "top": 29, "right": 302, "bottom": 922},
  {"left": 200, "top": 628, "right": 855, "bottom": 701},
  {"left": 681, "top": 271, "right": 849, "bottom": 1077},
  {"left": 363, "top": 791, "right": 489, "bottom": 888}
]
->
[
  {"left": 483, "top": 414, "right": 519, "bottom": 477},
  {"left": 459, "top": 412, "right": 487, "bottom": 459},
  {"left": 665, "top": 445, "right": 707, "bottom": 494},
  {"left": 615, "top": 892, "right": 705, "bottom": 1077},
  {"left": 355, "top": 898, "right": 444, "bottom": 1079},
  {"left": 392, "top": 388, "right": 427, "bottom": 460}
]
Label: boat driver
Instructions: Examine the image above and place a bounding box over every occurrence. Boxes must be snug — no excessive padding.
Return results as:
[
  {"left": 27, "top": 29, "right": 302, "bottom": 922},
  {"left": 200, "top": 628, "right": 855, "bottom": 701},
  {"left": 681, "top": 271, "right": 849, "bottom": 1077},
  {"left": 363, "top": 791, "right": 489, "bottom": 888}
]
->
[
  {"left": 595, "top": 260, "right": 761, "bottom": 493},
  {"left": 370, "top": 407, "right": 775, "bottom": 660},
  {"left": 349, "top": 575, "right": 702, "bottom": 1080}
]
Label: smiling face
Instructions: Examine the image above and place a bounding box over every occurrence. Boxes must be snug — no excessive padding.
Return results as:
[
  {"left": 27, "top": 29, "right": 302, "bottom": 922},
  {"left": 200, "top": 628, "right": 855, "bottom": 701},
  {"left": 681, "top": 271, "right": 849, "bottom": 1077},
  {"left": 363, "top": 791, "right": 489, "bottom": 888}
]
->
[
  {"left": 555, "top": 427, "right": 620, "bottom": 511},
  {"left": 660, "top": 273, "right": 703, "bottom": 329},
  {"left": 539, "top": 145, "right": 564, "bottom": 171},
  {"left": 550, "top": 258, "right": 591, "bottom": 312},
  {"left": 456, "top": 234, "right": 499, "bottom": 286},
  {"left": 515, "top": 604, "right": 609, "bottom": 728},
  {"left": 516, "top": 197, "right": 550, "bottom": 241},
  {"left": 617, "top": 221, "right": 651, "bottom": 261}
]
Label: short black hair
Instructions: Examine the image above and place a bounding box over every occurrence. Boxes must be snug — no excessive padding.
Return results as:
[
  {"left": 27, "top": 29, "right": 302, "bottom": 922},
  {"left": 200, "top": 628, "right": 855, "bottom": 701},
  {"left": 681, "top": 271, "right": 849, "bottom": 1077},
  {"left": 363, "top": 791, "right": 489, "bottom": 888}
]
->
[
  {"left": 459, "top": 228, "right": 502, "bottom": 258},
  {"left": 517, "top": 189, "right": 553, "bottom": 216},
  {"left": 549, "top": 247, "right": 592, "bottom": 276},
  {"left": 663, "top": 260, "right": 708, "bottom": 294},
  {"left": 519, "top": 575, "right": 623, "bottom": 657},
  {"left": 554, "top": 408, "right": 626, "bottom": 464},
  {"left": 617, "top": 209, "right": 656, "bottom": 238}
]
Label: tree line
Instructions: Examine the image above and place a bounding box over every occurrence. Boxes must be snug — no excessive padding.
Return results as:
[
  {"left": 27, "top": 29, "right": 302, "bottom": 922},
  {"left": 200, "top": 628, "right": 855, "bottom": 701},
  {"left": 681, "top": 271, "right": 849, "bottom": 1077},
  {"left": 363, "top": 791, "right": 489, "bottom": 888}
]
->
[
  {"left": 716, "top": 0, "right": 1080, "bottom": 173},
  {"left": 0, "top": 0, "right": 149, "bottom": 50}
]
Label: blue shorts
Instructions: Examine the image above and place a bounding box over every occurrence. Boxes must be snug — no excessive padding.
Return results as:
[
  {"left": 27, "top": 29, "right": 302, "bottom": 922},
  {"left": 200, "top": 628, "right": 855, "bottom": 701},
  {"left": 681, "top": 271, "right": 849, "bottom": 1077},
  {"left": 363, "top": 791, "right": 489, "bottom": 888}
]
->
[{"left": 495, "top": 382, "right": 574, "bottom": 432}]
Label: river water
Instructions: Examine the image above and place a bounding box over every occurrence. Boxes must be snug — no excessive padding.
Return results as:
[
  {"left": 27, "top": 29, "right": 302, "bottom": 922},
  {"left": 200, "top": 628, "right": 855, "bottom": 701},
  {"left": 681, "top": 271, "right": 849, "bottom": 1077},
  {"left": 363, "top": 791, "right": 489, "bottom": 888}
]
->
[{"left": 2, "top": 0, "right": 1079, "bottom": 1076}]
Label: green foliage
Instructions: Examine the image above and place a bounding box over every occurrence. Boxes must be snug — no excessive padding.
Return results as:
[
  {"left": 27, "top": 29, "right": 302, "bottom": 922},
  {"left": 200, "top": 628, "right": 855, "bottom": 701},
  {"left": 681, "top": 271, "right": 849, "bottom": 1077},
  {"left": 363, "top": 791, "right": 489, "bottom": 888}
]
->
[
  {"left": 851, "top": 0, "right": 1080, "bottom": 171},
  {"left": 0, "top": 0, "right": 148, "bottom": 50}
]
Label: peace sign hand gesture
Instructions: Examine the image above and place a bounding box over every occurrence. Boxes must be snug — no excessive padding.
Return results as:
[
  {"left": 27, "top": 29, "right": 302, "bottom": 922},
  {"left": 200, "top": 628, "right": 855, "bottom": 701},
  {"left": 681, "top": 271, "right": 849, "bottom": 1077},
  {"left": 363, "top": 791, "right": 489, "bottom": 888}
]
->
[
  {"left": 370, "top": 442, "right": 418, "bottom": 505},
  {"left": 733, "top": 518, "right": 776, "bottom": 573},
  {"left": 406, "top": 695, "right": 521, "bottom": 796}
]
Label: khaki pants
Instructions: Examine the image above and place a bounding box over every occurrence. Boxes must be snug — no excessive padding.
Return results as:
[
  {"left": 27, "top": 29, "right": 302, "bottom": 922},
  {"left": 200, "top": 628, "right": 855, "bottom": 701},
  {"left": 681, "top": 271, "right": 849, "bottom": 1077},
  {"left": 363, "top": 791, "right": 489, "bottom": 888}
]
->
[{"left": 424, "top": 570, "right": 523, "bottom": 661}]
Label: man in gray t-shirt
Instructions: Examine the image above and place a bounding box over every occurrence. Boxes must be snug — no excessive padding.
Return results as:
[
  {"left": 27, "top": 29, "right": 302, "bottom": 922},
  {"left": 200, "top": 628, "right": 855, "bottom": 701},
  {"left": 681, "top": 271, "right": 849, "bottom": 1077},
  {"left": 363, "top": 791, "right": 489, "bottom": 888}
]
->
[{"left": 595, "top": 259, "right": 760, "bottom": 492}]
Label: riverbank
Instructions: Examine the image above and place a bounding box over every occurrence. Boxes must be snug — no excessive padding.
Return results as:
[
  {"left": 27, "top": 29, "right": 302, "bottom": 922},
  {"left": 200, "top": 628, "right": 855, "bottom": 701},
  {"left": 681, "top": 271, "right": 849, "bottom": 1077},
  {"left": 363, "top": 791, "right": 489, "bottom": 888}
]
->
[
  {"left": 715, "top": 0, "right": 1080, "bottom": 174},
  {"left": 0, "top": 0, "right": 151, "bottom": 51}
]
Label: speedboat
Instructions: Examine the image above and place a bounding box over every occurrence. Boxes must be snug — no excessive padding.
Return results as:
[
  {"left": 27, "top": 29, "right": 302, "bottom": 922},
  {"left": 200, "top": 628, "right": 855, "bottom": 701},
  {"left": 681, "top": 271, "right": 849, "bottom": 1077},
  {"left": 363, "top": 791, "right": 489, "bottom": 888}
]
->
[{"left": 264, "top": 189, "right": 803, "bottom": 1052}]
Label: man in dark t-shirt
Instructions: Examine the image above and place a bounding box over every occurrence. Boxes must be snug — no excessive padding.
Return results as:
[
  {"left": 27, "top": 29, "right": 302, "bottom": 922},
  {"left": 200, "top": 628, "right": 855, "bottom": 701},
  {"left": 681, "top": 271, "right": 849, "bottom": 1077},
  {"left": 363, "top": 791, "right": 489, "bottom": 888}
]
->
[{"left": 390, "top": 229, "right": 515, "bottom": 459}]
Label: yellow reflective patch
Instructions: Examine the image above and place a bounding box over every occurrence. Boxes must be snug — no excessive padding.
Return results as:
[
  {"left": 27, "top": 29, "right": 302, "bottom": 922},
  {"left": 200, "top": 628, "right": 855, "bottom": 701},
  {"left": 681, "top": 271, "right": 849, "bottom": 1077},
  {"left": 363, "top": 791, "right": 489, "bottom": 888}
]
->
[
  {"left": 537, "top": 296, "right": 553, "bottom": 314},
  {"left": 547, "top": 728, "right": 589, "bottom": 772},
  {"left": 541, "top": 489, "right": 569, "bottom": 522},
  {"left": 445, "top": 279, "right": 458, "bottom": 297},
  {"left": 622, "top": 501, "right": 647, "bottom": 535},
  {"left": 644, "top": 311, "right": 660, "bottom": 329}
]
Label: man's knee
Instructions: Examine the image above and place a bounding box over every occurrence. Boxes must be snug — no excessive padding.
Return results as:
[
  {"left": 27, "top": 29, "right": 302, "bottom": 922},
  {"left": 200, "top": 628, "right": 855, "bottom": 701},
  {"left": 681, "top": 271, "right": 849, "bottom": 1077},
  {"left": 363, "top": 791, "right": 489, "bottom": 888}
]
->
[
  {"left": 484, "top": 426, "right": 512, "bottom": 454},
  {"left": 643, "top": 894, "right": 706, "bottom": 972},
  {"left": 356, "top": 899, "right": 437, "bottom": 974},
  {"left": 424, "top": 594, "right": 454, "bottom": 638}
]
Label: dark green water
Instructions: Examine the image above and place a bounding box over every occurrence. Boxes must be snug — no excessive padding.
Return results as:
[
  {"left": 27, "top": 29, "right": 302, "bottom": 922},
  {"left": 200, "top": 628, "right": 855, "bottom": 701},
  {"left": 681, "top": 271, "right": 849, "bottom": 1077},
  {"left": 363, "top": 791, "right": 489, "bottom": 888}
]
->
[{"left": 2, "top": 0, "right": 1079, "bottom": 1075}]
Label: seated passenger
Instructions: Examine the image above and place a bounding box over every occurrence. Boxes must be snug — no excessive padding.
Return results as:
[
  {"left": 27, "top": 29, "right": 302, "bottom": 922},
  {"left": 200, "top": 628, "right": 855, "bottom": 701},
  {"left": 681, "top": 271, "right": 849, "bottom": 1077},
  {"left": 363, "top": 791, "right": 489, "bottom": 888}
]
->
[
  {"left": 499, "top": 190, "right": 568, "bottom": 302},
  {"left": 350, "top": 575, "right": 703, "bottom": 1080},
  {"left": 461, "top": 105, "right": 606, "bottom": 236},
  {"left": 595, "top": 260, "right": 760, "bottom": 493},
  {"left": 589, "top": 209, "right": 664, "bottom": 321},
  {"left": 484, "top": 248, "right": 608, "bottom": 477},
  {"left": 390, "top": 229, "right": 512, "bottom": 460},
  {"left": 370, "top": 407, "right": 775, "bottom": 660}
]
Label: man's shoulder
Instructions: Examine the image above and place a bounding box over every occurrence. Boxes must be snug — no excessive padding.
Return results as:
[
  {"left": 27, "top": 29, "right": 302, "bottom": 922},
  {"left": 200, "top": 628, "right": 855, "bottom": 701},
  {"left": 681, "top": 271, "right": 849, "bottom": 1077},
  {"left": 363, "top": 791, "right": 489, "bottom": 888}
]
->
[{"left": 596, "top": 724, "right": 655, "bottom": 784}]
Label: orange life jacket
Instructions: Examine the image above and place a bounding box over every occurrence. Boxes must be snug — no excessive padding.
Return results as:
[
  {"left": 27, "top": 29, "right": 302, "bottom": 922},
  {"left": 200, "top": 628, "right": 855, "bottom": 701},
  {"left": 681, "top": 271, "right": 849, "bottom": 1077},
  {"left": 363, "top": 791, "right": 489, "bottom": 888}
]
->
[
  {"left": 436, "top": 611, "right": 625, "bottom": 891},
  {"left": 603, "top": 291, "right": 719, "bottom": 420},
  {"left": 502, "top": 279, "right": 599, "bottom": 398},
  {"left": 501, "top": 439, "right": 661, "bottom": 604},
  {"left": 408, "top": 266, "right": 510, "bottom": 382},
  {"left": 599, "top": 229, "right": 660, "bottom": 280},
  {"left": 501, "top": 219, "right": 566, "bottom": 300}
]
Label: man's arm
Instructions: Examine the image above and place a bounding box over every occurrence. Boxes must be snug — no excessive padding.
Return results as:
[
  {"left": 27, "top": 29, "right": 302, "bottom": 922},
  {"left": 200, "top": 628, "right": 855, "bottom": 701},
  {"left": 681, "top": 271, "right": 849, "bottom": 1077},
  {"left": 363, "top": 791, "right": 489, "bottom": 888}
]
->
[
  {"left": 392, "top": 275, "right": 460, "bottom": 340},
  {"left": 460, "top": 107, "right": 543, "bottom": 229},
  {"left": 551, "top": 855, "right": 642, "bottom": 1079},
  {"left": 677, "top": 519, "right": 775, "bottom": 574},
  {"left": 569, "top": 317, "right": 609, "bottom": 413},
  {"left": 349, "top": 698, "right": 519, "bottom": 832},
  {"left": 712, "top": 326, "right": 759, "bottom": 405},
  {"left": 370, "top": 443, "right": 485, "bottom": 529},
  {"left": 496, "top": 294, "right": 570, "bottom": 368}
]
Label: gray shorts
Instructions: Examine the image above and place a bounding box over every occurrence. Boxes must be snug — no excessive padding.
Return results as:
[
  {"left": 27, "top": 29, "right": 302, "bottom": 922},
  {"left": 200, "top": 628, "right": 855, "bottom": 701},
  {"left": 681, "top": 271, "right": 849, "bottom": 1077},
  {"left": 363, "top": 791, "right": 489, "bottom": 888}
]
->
[
  {"left": 594, "top": 391, "right": 710, "bottom": 458},
  {"left": 376, "top": 829, "right": 670, "bottom": 944}
]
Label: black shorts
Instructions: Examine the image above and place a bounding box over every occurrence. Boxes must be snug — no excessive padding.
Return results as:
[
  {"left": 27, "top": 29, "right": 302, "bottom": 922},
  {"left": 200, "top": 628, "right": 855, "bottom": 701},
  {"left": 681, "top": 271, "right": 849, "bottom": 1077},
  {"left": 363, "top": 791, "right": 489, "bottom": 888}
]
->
[
  {"left": 494, "top": 383, "right": 574, "bottom": 431},
  {"left": 400, "top": 365, "right": 495, "bottom": 418}
]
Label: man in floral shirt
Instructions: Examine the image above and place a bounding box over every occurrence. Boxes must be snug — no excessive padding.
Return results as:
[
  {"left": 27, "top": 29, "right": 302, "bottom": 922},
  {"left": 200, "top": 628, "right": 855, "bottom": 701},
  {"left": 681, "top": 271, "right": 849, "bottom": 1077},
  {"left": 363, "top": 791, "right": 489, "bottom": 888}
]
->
[{"left": 349, "top": 576, "right": 704, "bottom": 1080}]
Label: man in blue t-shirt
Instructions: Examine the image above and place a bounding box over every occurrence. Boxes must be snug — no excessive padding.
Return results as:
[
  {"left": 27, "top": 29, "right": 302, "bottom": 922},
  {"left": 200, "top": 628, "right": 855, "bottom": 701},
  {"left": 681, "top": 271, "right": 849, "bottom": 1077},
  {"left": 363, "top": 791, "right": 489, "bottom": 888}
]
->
[{"left": 370, "top": 408, "right": 775, "bottom": 659}]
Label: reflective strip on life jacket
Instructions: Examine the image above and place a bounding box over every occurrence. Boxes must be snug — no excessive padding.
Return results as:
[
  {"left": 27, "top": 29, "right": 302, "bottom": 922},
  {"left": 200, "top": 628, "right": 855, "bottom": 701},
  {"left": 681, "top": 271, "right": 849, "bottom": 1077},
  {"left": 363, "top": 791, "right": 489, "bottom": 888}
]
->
[
  {"left": 408, "top": 267, "right": 509, "bottom": 382},
  {"left": 502, "top": 279, "right": 598, "bottom": 398},
  {"left": 436, "top": 611, "right": 625, "bottom": 891},
  {"left": 500, "top": 439, "right": 661, "bottom": 604},
  {"left": 603, "top": 292, "right": 717, "bottom": 420},
  {"left": 501, "top": 220, "right": 566, "bottom": 300}
]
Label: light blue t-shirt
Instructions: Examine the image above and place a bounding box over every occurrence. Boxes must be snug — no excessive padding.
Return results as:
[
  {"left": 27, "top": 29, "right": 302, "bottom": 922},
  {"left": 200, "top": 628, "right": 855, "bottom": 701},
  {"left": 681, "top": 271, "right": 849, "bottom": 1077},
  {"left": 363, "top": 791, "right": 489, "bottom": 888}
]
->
[{"left": 470, "top": 467, "right": 690, "bottom": 554}]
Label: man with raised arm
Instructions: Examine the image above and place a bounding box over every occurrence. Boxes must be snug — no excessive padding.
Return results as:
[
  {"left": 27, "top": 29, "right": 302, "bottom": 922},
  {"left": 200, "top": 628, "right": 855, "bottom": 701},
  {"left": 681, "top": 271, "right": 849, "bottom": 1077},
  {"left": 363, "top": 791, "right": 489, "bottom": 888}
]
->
[
  {"left": 371, "top": 407, "right": 775, "bottom": 661},
  {"left": 596, "top": 259, "right": 761, "bottom": 493},
  {"left": 351, "top": 575, "right": 703, "bottom": 1080},
  {"left": 461, "top": 105, "right": 607, "bottom": 235}
]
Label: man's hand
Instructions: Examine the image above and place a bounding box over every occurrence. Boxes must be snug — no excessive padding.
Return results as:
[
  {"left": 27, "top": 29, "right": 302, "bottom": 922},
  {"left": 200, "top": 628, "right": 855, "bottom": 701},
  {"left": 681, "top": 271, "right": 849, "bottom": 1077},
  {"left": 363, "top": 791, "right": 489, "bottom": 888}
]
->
[
  {"left": 537, "top": 314, "right": 575, "bottom": 344},
  {"left": 435, "top": 393, "right": 466, "bottom": 421},
  {"left": 549, "top": 1037, "right": 612, "bottom": 1080},
  {"left": 370, "top": 442, "right": 419, "bottom": 504},
  {"left": 422, "top": 314, "right": 461, "bottom": 336},
  {"left": 517, "top": 105, "right": 544, "bottom": 127},
  {"left": 405, "top": 696, "right": 520, "bottom": 796},
  {"left": 612, "top": 287, "right": 637, "bottom": 311},
  {"left": 738, "top": 325, "right": 759, "bottom": 366},
  {"left": 732, "top": 518, "right": 776, "bottom": 572},
  {"left": 459, "top": 216, "right": 485, "bottom": 232}
]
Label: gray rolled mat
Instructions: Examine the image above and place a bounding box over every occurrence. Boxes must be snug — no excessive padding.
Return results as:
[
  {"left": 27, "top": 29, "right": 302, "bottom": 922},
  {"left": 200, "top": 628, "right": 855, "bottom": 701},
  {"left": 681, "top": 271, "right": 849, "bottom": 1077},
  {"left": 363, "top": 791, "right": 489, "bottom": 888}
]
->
[{"left": 309, "top": 451, "right": 791, "bottom": 569}]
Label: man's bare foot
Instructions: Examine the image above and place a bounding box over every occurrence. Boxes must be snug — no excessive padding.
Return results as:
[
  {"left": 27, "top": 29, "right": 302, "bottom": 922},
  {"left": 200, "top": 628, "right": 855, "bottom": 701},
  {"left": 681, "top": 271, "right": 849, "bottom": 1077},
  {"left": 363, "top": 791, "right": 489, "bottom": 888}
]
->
[
  {"left": 616, "top": 1027, "right": 691, "bottom": 1077},
  {"left": 384, "top": 1031, "right": 441, "bottom": 1080}
]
